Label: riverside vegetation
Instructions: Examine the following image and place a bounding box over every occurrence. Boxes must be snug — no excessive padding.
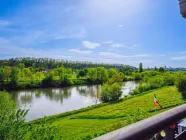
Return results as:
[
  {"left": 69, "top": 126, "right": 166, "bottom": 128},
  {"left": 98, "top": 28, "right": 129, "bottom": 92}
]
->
[
  {"left": 0, "top": 58, "right": 136, "bottom": 90},
  {"left": 1, "top": 58, "right": 186, "bottom": 139}
]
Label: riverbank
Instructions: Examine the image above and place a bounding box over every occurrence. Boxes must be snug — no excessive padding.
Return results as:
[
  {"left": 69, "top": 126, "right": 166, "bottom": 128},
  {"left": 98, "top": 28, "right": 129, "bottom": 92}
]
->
[
  {"left": 30, "top": 86, "right": 185, "bottom": 140},
  {"left": 0, "top": 78, "right": 138, "bottom": 91},
  {"left": 0, "top": 79, "right": 99, "bottom": 91}
]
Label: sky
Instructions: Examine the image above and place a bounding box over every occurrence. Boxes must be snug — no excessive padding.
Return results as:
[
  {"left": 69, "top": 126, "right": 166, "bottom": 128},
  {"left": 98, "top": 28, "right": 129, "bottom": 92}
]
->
[{"left": 0, "top": 0, "right": 186, "bottom": 68}]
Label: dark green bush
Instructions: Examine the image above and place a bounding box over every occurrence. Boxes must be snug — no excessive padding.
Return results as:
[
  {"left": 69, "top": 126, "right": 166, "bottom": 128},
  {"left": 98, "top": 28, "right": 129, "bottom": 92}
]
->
[
  {"left": 101, "top": 83, "right": 122, "bottom": 102},
  {"left": 177, "top": 76, "right": 186, "bottom": 99}
]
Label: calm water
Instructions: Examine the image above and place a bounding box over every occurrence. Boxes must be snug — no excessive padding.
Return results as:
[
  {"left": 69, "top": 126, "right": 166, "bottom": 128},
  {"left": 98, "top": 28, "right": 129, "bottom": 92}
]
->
[{"left": 10, "top": 81, "right": 139, "bottom": 121}]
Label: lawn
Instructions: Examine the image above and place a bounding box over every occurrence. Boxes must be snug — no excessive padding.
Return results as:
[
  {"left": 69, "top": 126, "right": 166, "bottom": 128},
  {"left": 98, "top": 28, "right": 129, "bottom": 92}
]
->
[{"left": 32, "top": 86, "right": 185, "bottom": 140}]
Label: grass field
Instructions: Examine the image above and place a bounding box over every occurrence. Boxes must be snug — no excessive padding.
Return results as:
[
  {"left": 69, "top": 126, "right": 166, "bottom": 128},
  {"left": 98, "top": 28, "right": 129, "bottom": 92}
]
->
[{"left": 32, "top": 86, "right": 185, "bottom": 140}]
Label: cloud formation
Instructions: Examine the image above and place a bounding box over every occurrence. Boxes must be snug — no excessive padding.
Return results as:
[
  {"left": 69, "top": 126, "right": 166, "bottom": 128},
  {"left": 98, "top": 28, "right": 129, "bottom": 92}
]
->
[
  {"left": 82, "top": 41, "right": 101, "bottom": 49},
  {"left": 99, "top": 52, "right": 148, "bottom": 59},
  {"left": 69, "top": 49, "right": 92, "bottom": 54},
  {"left": 111, "top": 44, "right": 124, "bottom": 48},
  {"left": 171, "top": 56, "right": 186, "bottom": 61}
]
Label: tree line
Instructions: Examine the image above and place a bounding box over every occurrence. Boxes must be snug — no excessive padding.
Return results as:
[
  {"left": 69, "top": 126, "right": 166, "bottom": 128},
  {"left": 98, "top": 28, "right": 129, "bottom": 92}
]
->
[{"left": 0, "top": 57, "right": 136, "bottom": 71}]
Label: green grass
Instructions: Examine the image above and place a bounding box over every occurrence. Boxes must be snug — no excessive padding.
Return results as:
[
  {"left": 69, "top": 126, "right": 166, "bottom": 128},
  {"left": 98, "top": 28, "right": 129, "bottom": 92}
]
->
[{"left": 31, "top": 86, "right": 185, "bottom": 140}]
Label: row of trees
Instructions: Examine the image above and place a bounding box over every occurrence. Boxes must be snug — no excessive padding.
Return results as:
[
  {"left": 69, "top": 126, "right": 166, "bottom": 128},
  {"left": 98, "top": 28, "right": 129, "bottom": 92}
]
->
[
  {"left": 0, "top": 66, "right": 44, "bottom": 84},
  {"left": 0, "top": 65, "right": 126, "bottom": 89},
  {"left": 0, "top": 57, "right": 136, "bottom": 71}
]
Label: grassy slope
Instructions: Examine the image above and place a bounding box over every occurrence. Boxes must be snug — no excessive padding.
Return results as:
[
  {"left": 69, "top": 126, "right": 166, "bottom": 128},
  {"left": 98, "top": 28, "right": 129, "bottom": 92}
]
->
[{"left": 35, "top": 86, "right": 185, "bottom": 140}]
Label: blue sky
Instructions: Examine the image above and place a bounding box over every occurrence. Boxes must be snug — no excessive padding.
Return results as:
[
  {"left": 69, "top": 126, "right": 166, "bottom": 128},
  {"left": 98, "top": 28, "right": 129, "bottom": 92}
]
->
[{"left": 0, "top": 0, "right": 186, "bottom": 68}]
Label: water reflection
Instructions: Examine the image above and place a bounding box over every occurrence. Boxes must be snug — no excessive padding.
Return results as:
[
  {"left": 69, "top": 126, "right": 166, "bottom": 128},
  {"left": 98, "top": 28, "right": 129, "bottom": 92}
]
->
[
  {"left": 121, "top": 81, "right": 139, "bottom": 97},
  {"left": 10, "top": 81, "right": 138, "bottom": 121}
]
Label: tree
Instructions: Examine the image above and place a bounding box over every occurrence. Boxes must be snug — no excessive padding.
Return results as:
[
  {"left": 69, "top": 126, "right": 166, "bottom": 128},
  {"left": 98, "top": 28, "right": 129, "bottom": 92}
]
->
[
  {"left": 177, "top": 76, "right": 186, "bottom": 98},
  {"left": 42, "top": 71, "right": 54, "bottom": 87},
  {"left": 0, "top": 68, "right": 5, "bottom": 82},
  {"left": 139, "top": 63, "right": 143, "bottom": 73},
  {"left": 96, "top": 67, "right": 108, "bottom": 83},
  {"left": 154, "top": 66, "right": 158, "bottom": 71},
  {"left": 101, "top": 83, "right": 122, "bottom": 102},
  {"left": 78, "top": 70, "right": 86, "bottom": 77},
  {"left": 108, "top": 68, "right": 117, "bottom": 78},
  {"left": 62, "top": 75, "right": 73, "bottom": 85},
  {"left": 107, "top": 73, "right": 123, "bottom": 84},
  {"left": 10, "top": 68, "right": 19, "bottom": 87},
  {"left": 17, "top": 63, "right": 25, "bottom": 71},
  {"left": 23, "top": 68, "right": 33, "bottom": 81},
  {"left": 35, "top": 72, "right": 44, "bottom": 80},
  {"left": 101, "top": 73, "right": 123, "bottom": 102},
  {"left": 159, "top": 67, "right": 165, "bottom": 73},
  {"left": 87, "top": 68, "right": 97, "bottom": 82},
  {"left": 4, "top": 66, "right": 11, "bottom": 82},
  {"left": 132, "top": 72, "right": 142, "bottom": 80},
  {"left": 56, "top": 66, "right": 65, "bottom": 81}
]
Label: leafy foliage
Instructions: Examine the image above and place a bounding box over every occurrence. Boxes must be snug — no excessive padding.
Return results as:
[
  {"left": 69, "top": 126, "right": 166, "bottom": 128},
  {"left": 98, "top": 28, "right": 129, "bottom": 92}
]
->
[
  {"left": 0, "top": 57, "right": 136, "bottom": 71},
  {"left": 10, "top": 68, "right": 19, "bottom": 87},
  {"left": 101, "top": 83, "right": 122, "bottom": 102},
  {"left": 176, "top": 75, "right": 186, "bottom": 99},
  {"left": 0, "top": 109, "right": 61, "bottom": 140},
  {"left": 101, "top": 73, "right": 123, "bottom": 102},
  {"left": 159, "top": 67, "right": 165, "bottom": 72},
  {"left": 139, "top": 63, "right": 143, "bottom": 73},
  {"left": 0, "top": 92, "right": 61, "bottom": 140},
  {"left": 42, "top": 71, "right": 55, "bottom": 87},
  {"left": 0, "top": 68, "right": 5, "bottom": 82},
  {"left": 0, "top": 92, "right": 15, "bottom": 115},
  {"left": 132, "top": 72, "right": 176, "bottom": 95}
]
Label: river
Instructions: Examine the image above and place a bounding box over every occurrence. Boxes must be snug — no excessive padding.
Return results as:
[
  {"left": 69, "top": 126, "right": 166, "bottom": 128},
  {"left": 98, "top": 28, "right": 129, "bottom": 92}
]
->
[{"left": 10, "top": 81, "right": 139, "bottom": 121}]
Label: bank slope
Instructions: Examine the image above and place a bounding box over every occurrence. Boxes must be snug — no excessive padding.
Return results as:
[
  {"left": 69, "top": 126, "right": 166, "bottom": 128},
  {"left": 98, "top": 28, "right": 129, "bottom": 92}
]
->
[{"left": 35, "top": 86, "right": 185, "bottom": 140}]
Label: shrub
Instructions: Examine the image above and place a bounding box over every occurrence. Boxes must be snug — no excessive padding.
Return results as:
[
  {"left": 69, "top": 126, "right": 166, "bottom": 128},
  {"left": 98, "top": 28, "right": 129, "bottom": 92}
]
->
[
  {"left": 61, "top": 76, "right": 74, "bottom": 86},
  {"left": 0, "top": 92, "right": 15, "bottom": 115},
  {"left": 132, "top": 73, "right": 177, "bottom": 95},
  {"left": 42, "top": 72, "right": 54, "bottom": 87},
  {"left": 177, "top": 76, "right": 186, "bottom": 99},
  {"left": 101, "top": 83, "right": 122, "bottom": 102},
  {"left": 132, "top": 73, "right": 142, "bottom": 80},
  {"left": 163, "top": 75, "right": 175, "bottom": 86},
  {"left": 0, "top": 109, "right": 61, "bottom": 140}
]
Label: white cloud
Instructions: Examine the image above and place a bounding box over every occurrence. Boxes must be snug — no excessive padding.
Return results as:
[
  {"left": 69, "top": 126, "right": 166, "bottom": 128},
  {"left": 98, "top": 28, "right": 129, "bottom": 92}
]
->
[
  {"left": 99, "top": 52, "right": 148, "bottom": 59},
  {"left": 111, "top": 44, "right": 124, "bottom": 48},
  {"left": 99, "top": 52, "right": 123, "bottom": 58},
  {"left": 69, "top": 49, "right": 92, "bottom": 54},
  {"left": 129, "top": 44, "right": 141, "bottom": 50},
  {"left": 82, "top": 41, "right": 101, "bottom": 49},
  {"left": 118, "top": 25, "right": 123, "bottom": 27},
  {"left": 0, "top": 37, "right": 74, "bottom": 59},
  {"left": 106, "top": 42, "right": 141, "bottom": 49},
  {"left": 171, "top": 56, "right": 186, "bottom": 61}
]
